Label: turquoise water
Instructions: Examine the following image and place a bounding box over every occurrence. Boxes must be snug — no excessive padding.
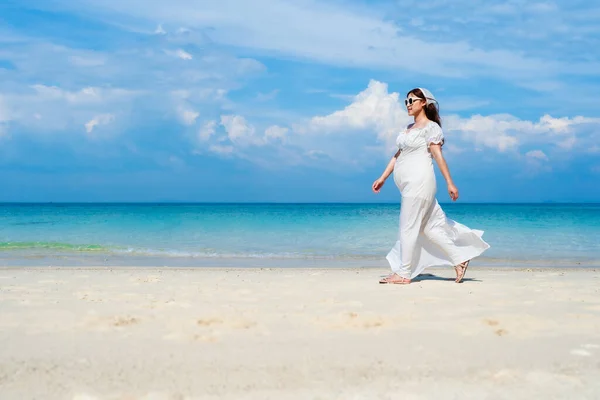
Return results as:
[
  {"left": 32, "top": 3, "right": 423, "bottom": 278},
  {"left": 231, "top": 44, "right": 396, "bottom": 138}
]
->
[{"left": 1, "top": 203, "right": 599, "bottom": 267}]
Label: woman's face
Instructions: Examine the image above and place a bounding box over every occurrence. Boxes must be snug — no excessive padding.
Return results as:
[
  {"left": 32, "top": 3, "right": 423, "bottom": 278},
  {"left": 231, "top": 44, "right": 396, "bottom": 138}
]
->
[{"left": 405, "top": 92, "right": 425, "bottom": 117}]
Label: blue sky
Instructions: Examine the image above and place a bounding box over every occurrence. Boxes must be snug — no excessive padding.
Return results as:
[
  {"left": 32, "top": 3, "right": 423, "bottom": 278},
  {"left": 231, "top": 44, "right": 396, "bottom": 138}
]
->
[{"left": 1, "top": 0, "right": 599, "bottom": 202}]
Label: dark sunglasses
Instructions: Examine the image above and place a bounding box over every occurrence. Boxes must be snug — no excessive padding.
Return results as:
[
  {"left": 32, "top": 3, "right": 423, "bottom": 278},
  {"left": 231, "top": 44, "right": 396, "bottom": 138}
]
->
[{"left": 404, "top": 97, "right": 423, "bottom": 106}]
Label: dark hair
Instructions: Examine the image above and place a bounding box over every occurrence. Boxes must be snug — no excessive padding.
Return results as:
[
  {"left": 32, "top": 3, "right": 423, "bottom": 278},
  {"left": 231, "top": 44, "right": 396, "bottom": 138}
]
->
[{"left": 407, "top": 88, "right": 441, "bottom": 127}]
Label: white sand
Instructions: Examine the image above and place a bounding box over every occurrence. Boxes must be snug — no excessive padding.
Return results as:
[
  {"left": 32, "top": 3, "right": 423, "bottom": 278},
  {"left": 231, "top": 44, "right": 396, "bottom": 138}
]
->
[{"left": 1, "top": 267, "right": 599, "bottom": 399}]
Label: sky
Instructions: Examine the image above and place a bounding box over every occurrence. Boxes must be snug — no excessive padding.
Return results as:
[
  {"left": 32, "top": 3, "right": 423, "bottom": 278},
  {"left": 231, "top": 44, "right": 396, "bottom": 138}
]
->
[{"left": 1, "top": 0, "right": 599, "bottom": 203}]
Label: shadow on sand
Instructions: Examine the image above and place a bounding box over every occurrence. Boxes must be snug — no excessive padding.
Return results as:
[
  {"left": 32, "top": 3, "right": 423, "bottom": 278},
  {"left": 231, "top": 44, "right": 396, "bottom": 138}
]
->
[
  {"left": 379, "top": 273, "right": 481, "bottom": 283},
  {"left": 413, "top": 273, "right": 480, "bottom": 283}
]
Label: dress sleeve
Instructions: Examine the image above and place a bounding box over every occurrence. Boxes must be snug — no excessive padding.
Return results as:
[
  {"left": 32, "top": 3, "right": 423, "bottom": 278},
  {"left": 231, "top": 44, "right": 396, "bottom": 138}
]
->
[{"left": 427, "top": 123, "right": 444, "bottom": 147}]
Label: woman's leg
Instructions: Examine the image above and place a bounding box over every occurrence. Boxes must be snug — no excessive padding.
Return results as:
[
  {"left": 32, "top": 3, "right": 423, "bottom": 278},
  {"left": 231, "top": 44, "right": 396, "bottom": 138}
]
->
[
  {"left": 422, "top": 201, "right": 473, "bottom": 282},
  {"left": 396, "top": 197, "right": 430, "bottom": 279},
  {"left": 454, "top": 260, "right": 470, "bottom": 283}
]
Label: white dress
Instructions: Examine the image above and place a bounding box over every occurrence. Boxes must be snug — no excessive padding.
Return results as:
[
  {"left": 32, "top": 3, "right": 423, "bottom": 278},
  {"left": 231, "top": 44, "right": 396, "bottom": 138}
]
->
[{"left": 386, "top": 120, "right": 490, "bottom": 279}]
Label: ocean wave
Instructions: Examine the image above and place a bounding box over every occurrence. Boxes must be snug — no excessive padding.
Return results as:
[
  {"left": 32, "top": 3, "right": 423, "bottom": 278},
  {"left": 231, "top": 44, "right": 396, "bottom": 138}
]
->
[
  {"left": 113, "top": 247, "right": 349, "bottom": 259},
  {"left": 0, "top": 241, "right": 108, "bottom": 251},
  {"left": 0, "top": 241, "right": 376, "bottom": 260},
  {"left": 2, "top": 242, "right": 599, "bottom": 267},
  {"left": 0, "top": 241, "right": 342, "bottom": 259}
]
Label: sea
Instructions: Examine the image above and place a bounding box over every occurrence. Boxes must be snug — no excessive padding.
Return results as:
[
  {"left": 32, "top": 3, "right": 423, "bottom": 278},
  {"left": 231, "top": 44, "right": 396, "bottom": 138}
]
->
[{"left": 1, "top": 203, "right": 599, "bottom": 268}]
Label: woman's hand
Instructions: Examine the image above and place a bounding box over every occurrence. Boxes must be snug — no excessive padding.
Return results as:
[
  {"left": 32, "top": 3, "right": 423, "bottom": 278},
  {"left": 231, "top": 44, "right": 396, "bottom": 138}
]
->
[
  {"left": 373, "top": 151, "right": 401, "bottom": 194},
  {"left": 430, "top": 145, "right": 459, "bottom": 201},
  {"left": 448, "top": 183, "right": 459, "bottom": 201},
  {"left": 372, "top": 177, "right": 386, "bottom": 193}
]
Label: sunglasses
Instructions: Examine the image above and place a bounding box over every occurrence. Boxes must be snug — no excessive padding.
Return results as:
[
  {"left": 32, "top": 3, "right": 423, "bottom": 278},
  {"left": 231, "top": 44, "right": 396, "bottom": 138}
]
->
[{"left": 404, "top": 97, "right": 423, "bottom": 106}]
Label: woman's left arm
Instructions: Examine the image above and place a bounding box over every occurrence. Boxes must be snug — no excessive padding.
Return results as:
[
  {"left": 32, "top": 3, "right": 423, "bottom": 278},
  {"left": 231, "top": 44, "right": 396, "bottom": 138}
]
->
[{"left": 430, "top": 144, "right": 459, "bottom": 201}]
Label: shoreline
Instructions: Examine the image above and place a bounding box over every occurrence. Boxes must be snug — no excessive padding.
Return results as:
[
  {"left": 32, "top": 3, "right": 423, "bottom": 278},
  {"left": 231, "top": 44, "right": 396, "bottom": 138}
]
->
[
  {"left": 2, "top": 265, "right": 599, "bottom": 272},
  {"left": 2, "top": 253, "right": 599, "bottom": 269}
]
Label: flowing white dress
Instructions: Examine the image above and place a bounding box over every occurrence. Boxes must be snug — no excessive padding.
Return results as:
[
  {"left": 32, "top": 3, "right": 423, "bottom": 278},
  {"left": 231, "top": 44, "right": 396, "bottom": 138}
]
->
[{"left": 386, "top": 121, "right": 490, "bottom": 279}]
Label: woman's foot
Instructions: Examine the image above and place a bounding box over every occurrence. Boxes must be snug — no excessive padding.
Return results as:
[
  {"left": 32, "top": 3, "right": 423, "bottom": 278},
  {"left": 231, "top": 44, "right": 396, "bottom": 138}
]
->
[
  {"left": 379, "top": 273, "right": 411, "bottom": 284},
  {"left": 454, "top": 260, "right": 470, "bottom": 283}
]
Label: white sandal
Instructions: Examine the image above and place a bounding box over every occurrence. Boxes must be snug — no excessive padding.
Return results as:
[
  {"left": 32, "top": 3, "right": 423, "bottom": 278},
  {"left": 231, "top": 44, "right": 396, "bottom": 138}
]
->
[{"left": 379, "top": 273, "right": 411, "bottom": 285}]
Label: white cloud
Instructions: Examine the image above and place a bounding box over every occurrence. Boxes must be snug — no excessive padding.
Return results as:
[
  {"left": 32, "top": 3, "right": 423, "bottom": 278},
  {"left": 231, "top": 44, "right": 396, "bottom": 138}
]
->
[
  {"left": 199, "top": 120, "right": 217, "bottom": 141},
  {"left": 198, "top": 117, "right": 289, "bottom": 156},
  {"left": 304, "top": 80, "right": 521, "bottom": 153},
  {"left": 195, "top": 81, "right": 405, "bottom": 163},
  {"left": 30, "top": 85, "right": 136, "bottom": 104},
  {"left": 1, "top": 37, "right": 264, "bottom": 103},
  {"left": 445, "top": 113, "right": 600, "bottom": 152},
  {"left": 557, "top": 136, "right": 577, "bottom": 150},
  {"left": 32, "top": 85, "right": 101, "bottom": 103},
  {"left": 231, "top": 58, "right": 266, "bottom": 76},
  {"left": 175, "top": 49, "right": 192, "bottom": 60},
  {"left": 192, "top": 88, "right": 228, "bottom": 102},
  {"left": 265, "top": 125, "right": 288, "bottom": 140},
  {"left": 525, "top": 150, "right": 549, "bottom": 161},
  {"left": 538, "top": 114, "right": 574, "bottom": 133},
  {"left": 305, "top": 149, "right": 329, "bottom": 160},
  {"left": 85, "top": 113, "right": 114, "bottom": 133},
  {"left": 534, "top": 115, "right": 600, "bottom": 149},
  {"left": 178, "top": 108, "right": 199, "bottom": 125},
  {"left": 206, "top": 80, "right": 600, "bottom": 167},
  {"left": 155, "top": 24, "right": 166, "bottom": 35},
  {"left": 47, "top": 0, "right": 600, "bottom": 86},
  {"left": 308, "top": 80, "right": 409, "bottom": 147},
  {"left": 170, "top": 88, "right": 229, "bottom": 130},
  {"left": 165, "top": 49, "right": 193, "bottom": 60},
  {"left": 209, "top": 144, "right": 234, "bottom": 155},
  {"left": 444, "top": 114, "right": 521, "bottom": 152},
  {"left": 523, "top": 148, "right": 551, "bottom": 175},
  {"left": 180, "top": 79, "right": 600, "bottom": 168},
  {"left": 0, "top": 84, "right": 137, "bottom": 136},
  {"left": 220, "top": 114, "right": 261, "bottom": 145},
  {"left": 535, "top": 115, "right": 600, "bottom": 149}
]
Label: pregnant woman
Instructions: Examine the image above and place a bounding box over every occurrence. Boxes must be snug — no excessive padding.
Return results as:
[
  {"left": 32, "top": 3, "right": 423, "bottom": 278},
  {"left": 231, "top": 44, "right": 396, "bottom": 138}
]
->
[{"left": 372, "top": 88, "right": 490, "bottom": 284}]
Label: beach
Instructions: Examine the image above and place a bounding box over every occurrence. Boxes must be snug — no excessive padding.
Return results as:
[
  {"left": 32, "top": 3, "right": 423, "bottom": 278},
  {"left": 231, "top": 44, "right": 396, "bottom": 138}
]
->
[{"left": 1, "top": 266, "right": 599, "bottom": 399}]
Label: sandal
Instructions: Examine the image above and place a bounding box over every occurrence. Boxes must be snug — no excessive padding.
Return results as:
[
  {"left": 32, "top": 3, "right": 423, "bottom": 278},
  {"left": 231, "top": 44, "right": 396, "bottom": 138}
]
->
[
  {"left": 454, "top": 260, "right": 470, "bottom": 283},
  {"left": 379, "top": 273, "right": 411, "bottom": 285}
]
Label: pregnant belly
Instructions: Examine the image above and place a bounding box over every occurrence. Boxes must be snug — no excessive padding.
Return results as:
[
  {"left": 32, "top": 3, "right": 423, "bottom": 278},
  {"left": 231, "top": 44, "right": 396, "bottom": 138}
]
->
[{"left": 393, "top": 157, "right": 436, "bottom": 198}]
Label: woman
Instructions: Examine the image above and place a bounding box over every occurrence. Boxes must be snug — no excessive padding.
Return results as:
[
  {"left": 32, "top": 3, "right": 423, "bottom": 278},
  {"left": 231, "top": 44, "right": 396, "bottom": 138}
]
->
[{"left": 372, "top": 88, "right": 489, "bottom": 284}]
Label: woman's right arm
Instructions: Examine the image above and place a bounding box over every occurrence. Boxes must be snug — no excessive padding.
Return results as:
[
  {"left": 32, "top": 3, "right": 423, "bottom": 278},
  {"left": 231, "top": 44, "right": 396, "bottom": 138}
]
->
[
  {"left": 381, "top": 148, "right": 401, "bottom": 181},
  {"left": 372, "top": 149, "right": 401, "bottom": 193}
]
